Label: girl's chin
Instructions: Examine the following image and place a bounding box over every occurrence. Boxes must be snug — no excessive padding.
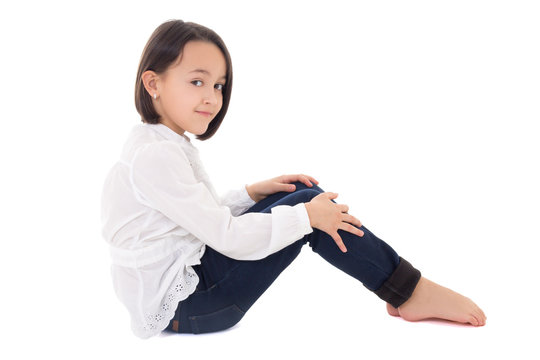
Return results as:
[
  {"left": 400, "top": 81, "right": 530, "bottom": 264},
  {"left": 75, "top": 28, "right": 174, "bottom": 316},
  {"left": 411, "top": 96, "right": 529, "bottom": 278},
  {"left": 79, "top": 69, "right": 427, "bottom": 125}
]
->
[
  {"left": 196, "top": 124, "right": 210, "bottom": 135},
  {"left": 188, "top": 127, "right": 208, "bottom": 136}
]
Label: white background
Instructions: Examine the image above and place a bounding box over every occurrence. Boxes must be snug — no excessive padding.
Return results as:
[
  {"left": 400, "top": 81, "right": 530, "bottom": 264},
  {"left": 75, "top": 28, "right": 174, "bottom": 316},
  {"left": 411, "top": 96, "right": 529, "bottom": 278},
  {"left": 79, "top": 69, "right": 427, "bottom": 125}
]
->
[{"left": 1, "top": 0, "right": 538, "bottom": 358}]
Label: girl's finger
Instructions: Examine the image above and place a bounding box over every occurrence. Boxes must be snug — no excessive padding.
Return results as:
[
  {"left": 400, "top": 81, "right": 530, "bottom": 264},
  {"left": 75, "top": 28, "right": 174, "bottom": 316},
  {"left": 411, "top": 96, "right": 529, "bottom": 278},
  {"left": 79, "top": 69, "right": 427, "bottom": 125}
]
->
[
  {"left": 343, "top": 214, "right": 362, "bottom": 228},
  {"left": 340, "top": 222, "right": 364, "bottom": 238},
  {"left": 279, "top": 174, "right": 293, "bottom": 183},
  {"left": 324, "top": 192, "right": 338, "bottom": 200},
  {"left": 331, "top": 232, "right": 347, "bottom": 253},
  {"left": 308, "top": 175, "right": 319, "bottom": 185},
  {"left": 291, "top": 174, "right": 312, "bottom": 187},
  {"left": 282, "top": 182, "right": 296, "bottom": 192},
  {"left": 282, "top": 174, "right": 302, "bottom": 185},
  {"left": 302, "top": 174, "right": 318, "bottom": 186},
  {"left": 295, "top": 174, "right": 308, "bottom": 186},
  {"left": 301, "top": 175, "right": 313, "bottom": 187}
]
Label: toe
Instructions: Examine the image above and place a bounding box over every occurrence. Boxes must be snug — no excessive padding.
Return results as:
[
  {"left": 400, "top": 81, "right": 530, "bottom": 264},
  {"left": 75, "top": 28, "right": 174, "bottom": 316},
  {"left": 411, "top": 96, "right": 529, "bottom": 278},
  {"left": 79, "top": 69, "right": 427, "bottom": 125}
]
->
[
  {"left": 474, "top": 306, "right": 486, "bottom": 326},
  {"left": 480, "top": 312, "right": 487, "bottom": 326},
  {"left": 480, "top": 309, "right": 487, "bottom": 324},
  {"left": 468, "top": 314, "right": 479, "bottom": 326}
]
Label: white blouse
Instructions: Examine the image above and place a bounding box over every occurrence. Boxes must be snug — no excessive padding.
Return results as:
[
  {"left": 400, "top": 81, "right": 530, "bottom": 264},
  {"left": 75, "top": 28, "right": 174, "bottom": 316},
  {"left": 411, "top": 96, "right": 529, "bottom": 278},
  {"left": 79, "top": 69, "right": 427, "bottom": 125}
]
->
[{"left": 101, "top": 123, "right": 313, "bottom": 338}]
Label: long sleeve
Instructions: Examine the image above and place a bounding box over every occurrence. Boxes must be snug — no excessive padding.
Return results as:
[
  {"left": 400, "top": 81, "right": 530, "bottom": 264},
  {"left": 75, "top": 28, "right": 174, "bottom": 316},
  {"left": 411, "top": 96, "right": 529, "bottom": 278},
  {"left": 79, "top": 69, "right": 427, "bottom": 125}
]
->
[
  {"left": 220, "top": 186, "right": 256, "bottom": 216},
  {"left": 130, "top": 141, "right": 312, "bottom": 261}
]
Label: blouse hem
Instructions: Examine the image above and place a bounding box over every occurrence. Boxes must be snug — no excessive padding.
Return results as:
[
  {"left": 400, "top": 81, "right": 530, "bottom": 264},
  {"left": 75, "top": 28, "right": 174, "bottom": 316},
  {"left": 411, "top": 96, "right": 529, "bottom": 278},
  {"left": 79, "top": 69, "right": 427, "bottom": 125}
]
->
[{"left": 131, "top": 264, "right": 200, "bottom": 339}]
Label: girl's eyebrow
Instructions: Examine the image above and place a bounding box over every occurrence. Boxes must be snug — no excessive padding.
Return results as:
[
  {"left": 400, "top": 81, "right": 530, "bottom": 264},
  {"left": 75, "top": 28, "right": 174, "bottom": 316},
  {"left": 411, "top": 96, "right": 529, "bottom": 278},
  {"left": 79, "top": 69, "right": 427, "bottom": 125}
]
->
[{"left": 189, "top": 69, "right": 226, "bottom": 81}]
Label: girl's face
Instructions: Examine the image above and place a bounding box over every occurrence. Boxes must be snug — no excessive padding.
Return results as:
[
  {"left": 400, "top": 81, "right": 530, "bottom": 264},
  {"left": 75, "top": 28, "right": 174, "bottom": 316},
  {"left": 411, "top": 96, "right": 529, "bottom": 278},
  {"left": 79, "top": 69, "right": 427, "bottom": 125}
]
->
[{"left": 154, "top": 41, "right": 227, "bottom": 136}]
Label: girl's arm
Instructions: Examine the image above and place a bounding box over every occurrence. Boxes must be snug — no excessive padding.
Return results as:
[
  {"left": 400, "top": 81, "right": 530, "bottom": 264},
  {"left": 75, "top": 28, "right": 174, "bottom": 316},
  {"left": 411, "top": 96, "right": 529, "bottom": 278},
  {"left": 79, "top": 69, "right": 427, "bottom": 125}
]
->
[
  {"left": 219, "top": 186, "right": 256, "bottom": 216},
  {"left": 246, "top": 175, "right": 364, "bottom": 253},
  {"left": 130, "top": 141, "right": 313, "bottom": 261}
]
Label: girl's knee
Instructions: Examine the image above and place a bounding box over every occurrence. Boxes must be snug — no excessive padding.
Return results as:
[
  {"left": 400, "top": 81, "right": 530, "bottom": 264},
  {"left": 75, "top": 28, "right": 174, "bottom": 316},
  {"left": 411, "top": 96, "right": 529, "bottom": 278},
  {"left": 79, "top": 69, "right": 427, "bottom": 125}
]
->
[
  {"left": 292, "top": 189, "right": 321, "bottom": 203},
  {"left": 291, "top": 181, "right": 325, "bottom": 194}
]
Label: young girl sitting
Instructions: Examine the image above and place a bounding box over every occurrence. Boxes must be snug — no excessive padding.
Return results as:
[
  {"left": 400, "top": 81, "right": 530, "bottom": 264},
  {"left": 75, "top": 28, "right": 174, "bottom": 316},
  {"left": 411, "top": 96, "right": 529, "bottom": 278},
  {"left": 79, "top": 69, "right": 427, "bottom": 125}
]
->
[{"left": 101, "top": 19, "right": 486, "bottom": 339}]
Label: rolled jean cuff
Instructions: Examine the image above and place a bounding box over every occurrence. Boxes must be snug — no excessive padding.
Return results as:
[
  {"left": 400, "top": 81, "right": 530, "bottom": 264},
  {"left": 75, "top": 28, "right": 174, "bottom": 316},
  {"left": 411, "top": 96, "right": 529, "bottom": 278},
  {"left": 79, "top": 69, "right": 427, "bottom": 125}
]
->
[{"left": 374, "top": 257, "right": 421, "bottom": 308}]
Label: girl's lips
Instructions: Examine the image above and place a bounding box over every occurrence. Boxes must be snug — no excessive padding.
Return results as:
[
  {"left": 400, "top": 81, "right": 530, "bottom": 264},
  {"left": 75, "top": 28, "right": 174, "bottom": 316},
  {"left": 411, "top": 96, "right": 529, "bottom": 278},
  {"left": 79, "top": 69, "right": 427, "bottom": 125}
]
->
[{"left": 196, "top": 111, "right": 212, "bottom": 117}]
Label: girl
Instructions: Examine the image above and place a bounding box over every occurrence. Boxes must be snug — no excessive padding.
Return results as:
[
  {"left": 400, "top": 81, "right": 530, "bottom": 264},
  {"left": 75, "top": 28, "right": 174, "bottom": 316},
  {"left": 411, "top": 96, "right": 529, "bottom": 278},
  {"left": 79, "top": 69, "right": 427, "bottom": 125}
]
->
[{"left": 101, "top": 19, "right": 486, "bottom": 339}]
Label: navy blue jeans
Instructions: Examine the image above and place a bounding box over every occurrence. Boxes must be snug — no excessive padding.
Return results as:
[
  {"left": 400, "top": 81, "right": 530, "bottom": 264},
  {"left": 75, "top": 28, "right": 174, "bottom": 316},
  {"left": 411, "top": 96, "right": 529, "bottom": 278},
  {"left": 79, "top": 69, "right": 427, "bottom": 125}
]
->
[{"left": 165, "top": 182, "right": 420, "bottom": 334}]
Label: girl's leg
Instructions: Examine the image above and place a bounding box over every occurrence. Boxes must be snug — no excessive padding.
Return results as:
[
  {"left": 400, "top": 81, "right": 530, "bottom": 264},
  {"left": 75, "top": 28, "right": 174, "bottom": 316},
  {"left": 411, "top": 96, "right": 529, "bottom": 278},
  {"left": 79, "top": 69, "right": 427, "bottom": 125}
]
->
[
  {"left": 289, "top": 185, "right": 486, "bottom": 326},
  {"left": 274, "top": 184, "right": 487, "bottom": 326},
  {"left": 165, "top": 182, "right": 485, "bottom": 334},
  {"left": 246, "top": 182, "right": 421, "bottom": 307}
]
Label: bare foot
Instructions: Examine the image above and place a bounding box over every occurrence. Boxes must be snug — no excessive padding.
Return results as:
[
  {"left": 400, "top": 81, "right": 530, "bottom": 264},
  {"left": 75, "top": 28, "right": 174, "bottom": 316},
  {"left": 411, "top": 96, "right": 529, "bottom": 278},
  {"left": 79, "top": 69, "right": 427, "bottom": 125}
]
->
[{"left": 387, "top": 277, "right": 486, "bottom": 326}]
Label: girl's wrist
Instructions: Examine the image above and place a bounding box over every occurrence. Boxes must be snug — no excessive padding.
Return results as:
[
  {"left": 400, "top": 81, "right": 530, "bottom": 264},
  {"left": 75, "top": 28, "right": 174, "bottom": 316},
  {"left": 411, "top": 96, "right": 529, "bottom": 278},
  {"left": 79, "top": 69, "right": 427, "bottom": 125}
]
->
[
  {"left": 245, "top": 184, "right": 257, "bottom": 202},
  {"left": 304, "top": 202, "right": 314, "bottom": 227}
]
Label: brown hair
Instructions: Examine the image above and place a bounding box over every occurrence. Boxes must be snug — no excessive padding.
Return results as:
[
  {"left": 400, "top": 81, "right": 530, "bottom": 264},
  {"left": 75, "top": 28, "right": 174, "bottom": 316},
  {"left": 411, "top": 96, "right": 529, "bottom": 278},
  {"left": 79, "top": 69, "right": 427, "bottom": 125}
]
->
[{"left": 135, "top": 20, "right": 233, "bottom": 141}]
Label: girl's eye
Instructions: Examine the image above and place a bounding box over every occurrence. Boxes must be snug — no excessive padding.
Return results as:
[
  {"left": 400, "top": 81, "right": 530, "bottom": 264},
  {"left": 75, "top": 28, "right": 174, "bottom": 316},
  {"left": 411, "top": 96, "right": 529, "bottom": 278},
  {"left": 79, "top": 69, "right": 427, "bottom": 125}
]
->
[
  {"left": 191, "top": 80, "right": 203, "bottom": 87},
  {"left": 215, "top": 84, "right": 224, "bottom": 91}
]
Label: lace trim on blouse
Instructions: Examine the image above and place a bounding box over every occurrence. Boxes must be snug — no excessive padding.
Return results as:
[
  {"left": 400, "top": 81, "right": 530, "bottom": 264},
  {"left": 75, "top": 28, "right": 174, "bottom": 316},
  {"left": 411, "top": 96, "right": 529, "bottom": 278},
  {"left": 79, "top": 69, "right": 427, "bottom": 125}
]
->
[{"left": 135, "top": 267, "right": 198, "bottom": 338}]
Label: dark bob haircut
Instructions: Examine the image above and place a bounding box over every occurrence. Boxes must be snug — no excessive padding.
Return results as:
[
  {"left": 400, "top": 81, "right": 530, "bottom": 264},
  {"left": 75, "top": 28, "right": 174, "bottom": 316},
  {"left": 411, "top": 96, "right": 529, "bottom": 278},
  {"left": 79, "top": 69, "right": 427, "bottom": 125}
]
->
[{"left": 135, "top": 20, "right": 233, "bottom": 141}]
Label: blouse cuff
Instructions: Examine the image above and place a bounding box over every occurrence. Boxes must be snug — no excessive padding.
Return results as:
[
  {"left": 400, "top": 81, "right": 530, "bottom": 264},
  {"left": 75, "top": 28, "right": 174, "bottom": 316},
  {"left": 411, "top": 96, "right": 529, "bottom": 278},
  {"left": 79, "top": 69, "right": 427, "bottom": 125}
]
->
[
  {"left": 219, "top": 185, "right": 256, "bottom": 216},
  {"left": 294, "top": 203, "right": 313, "bottom": 236},
  {"left": 241, "top": 184, "right": 257, "bottom": 207},
  {"left": 270, "top": 203, "right": 313, "bottom": 244}
]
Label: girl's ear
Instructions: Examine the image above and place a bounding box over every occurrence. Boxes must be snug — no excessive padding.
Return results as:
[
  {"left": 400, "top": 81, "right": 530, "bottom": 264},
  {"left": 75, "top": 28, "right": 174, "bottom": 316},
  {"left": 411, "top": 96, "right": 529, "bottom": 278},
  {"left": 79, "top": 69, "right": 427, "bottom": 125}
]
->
[{"left": 141, "top": 70, "right": 160, "bottom": 99}]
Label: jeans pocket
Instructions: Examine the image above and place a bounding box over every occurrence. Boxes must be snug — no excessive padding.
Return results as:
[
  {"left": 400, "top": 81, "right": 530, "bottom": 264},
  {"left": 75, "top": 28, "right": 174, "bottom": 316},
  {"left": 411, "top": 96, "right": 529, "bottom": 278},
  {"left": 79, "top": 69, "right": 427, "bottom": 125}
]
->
[{"left": 189, "top": 305, "right": 245, "bottom": 334}]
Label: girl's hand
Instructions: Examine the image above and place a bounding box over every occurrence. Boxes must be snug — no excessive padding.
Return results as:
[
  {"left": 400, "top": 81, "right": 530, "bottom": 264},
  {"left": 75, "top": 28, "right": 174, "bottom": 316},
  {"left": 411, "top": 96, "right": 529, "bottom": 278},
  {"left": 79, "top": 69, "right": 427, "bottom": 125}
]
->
[
  {"left": 246, "top": 174, "right": 319, "bottom": 203},
  {"left": 304, "top": 192, "right": 364, "bottom": 253}
]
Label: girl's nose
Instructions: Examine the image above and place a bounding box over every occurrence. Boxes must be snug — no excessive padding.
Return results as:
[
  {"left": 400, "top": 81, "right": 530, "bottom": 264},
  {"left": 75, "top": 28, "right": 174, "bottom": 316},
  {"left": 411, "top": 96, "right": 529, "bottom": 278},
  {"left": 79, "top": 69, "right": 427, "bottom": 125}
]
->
[{"left": 203, "top": 89, "right": 218, "bottom": 105}]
